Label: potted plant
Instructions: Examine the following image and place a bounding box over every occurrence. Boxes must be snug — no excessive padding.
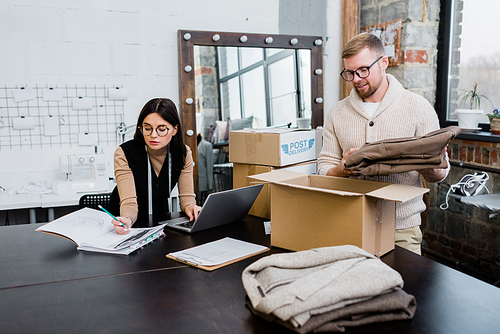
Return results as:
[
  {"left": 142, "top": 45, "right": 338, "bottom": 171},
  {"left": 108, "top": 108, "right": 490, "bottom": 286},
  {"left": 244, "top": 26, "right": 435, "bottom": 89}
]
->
[
  {"left": 487, "top": 108, "right": 500, "bottom": 134},
  {"left": 296, "top": 107, "right": 311, "bottom": 129},
  {"left": 455, "top": 82, "right": 491, "bottom": 131}
]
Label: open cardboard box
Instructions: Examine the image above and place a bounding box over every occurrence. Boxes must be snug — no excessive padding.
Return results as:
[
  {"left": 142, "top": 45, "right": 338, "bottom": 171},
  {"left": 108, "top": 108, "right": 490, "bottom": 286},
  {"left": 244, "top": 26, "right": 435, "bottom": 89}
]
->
[
  {"left": 249, "top": 170, "right": 428, "bottom": 256},
  {"left": 233, "top": 161, "right": 317, "bottom": 219}
]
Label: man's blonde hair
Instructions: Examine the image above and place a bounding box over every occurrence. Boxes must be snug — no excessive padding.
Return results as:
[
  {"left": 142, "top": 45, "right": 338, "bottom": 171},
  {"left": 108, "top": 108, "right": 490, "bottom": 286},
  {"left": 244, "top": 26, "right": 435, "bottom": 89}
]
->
[{"left": 342, "top": 33, "right": 385, "bottom": 59}]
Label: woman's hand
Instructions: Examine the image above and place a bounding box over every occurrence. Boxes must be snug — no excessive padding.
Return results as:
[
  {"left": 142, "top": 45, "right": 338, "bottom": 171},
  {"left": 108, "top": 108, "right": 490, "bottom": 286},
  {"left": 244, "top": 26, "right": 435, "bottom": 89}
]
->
[
  {"left": 185, "top": 204, "right": 202, "bottom": 221},
  {"left": 112, "top": 217, "right": 132, "bottom": 235}
]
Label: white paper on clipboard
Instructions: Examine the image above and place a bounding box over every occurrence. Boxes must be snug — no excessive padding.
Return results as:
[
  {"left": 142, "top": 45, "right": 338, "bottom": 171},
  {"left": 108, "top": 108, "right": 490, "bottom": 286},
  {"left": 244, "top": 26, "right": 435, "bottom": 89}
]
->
[{"left": 168, "top": 237, "right": 268, "bottom": 266}]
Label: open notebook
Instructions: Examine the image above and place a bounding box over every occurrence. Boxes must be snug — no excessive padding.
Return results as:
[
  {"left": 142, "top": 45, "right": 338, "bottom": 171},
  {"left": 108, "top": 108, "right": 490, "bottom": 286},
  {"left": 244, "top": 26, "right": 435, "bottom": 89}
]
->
[{"left": 37, "top": 207, "right": 166, "bottom": 255}]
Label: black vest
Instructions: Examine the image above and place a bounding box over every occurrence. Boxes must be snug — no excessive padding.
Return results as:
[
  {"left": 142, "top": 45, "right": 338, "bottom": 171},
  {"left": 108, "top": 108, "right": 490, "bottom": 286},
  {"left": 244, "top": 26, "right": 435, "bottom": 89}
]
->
[{"left": 110, "top": 139, "right": 182, "bottom": 227}]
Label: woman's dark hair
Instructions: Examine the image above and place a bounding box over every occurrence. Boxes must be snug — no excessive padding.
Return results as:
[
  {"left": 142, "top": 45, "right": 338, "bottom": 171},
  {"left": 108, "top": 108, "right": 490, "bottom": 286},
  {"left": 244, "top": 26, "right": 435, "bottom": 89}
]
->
[{"left": 134, "top": 98, "right": 186, "bottom": 171}]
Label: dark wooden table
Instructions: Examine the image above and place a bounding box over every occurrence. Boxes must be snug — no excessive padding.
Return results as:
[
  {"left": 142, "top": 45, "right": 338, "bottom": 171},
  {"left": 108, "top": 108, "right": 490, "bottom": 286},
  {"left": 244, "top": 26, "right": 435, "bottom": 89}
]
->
[{"left": 1, "top": 216, "right": 499, "bottom": 333}]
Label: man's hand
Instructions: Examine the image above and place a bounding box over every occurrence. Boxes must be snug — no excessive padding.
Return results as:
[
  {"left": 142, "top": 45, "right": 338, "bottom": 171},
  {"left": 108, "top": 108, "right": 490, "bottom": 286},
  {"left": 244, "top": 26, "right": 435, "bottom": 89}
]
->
[
  {"left": 419, "top": 147, "right": 448, "bottom": 183},
  {"left": 326, "top": 148, "right": 360, "bottom": 177},
  {"left": 419, "top": 167, "right": 447, "bottom": 183}
]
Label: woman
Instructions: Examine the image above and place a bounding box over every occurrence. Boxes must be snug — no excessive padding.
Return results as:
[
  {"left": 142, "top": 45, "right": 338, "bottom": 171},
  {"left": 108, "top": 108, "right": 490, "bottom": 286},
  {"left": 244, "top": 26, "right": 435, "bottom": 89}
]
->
[{"left": 110, "top": 98, "right": 201, "bottom": 234}]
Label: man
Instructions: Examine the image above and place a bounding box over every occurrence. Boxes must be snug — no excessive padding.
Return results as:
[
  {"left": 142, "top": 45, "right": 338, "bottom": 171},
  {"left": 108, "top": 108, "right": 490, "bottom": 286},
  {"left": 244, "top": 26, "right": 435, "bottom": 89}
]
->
[{"left": 317, "top": 33, "right": 448, "bottom": 255}]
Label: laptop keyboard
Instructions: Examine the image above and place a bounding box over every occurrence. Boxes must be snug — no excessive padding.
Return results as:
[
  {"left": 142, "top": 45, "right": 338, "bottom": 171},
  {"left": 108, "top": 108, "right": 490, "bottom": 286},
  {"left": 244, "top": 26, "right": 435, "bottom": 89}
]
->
[{"left": 177, "top": 221, "right": 194, "bottom": 229}]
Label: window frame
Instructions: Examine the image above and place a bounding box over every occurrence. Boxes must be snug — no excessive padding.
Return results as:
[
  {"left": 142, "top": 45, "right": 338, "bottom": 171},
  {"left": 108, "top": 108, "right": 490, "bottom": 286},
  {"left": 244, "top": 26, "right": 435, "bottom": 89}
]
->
[
  {"left": 218, "top": 47, "right": 307, "bottom": 127},
  {"left": 436, "top": 0, "right": 500, "bottom": 143}
]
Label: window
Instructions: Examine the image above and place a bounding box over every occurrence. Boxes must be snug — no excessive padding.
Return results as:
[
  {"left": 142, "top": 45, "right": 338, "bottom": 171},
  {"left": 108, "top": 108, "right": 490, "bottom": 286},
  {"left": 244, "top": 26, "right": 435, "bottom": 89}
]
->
[
  {"left": 218, "top": 47, "right": 311, "bottom": 128},
  {"left": 438, "top": 0, "right": 500, "bottom": 135}
]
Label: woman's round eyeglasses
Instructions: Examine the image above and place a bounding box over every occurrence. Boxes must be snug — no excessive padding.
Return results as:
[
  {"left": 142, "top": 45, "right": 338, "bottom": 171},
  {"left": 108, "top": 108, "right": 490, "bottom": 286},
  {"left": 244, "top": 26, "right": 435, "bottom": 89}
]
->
[
  {"left": 340, "top": 56, "right": 383, "bottom": 82},
  {"left": 139, "top": 125, "right": 172, "bottom": 137}
]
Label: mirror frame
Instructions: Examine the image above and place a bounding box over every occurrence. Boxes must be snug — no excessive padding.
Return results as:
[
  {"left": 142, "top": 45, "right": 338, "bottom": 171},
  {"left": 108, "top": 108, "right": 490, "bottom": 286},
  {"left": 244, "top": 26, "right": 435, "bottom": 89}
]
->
[{"left": 177, "top": 29, "right": 324, "bottom": 196}]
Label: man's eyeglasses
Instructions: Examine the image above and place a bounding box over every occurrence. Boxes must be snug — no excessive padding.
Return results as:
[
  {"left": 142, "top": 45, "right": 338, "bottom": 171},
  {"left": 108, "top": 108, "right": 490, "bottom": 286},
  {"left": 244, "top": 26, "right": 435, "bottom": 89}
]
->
[
  {"left": 340, "top": 56, "right": 383, "bottom": 82},
  {"left": 139, "top": 125, "right": 172, "bottom": 137}
]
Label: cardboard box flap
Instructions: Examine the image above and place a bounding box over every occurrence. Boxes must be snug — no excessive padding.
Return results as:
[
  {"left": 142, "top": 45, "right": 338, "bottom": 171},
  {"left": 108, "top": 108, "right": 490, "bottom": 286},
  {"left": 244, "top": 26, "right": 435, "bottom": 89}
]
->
[
  {"left": 249, "top": 170, "right": 365, "bottom": 197},
  {"left": 367, "top": 183, "right": 429, "bottom": 202},
  {"left": 249, "top": 170, "right": 306, "bottom": 183},
  {"left": 245, "top": 128, "right": 301, "bottom": 134}
]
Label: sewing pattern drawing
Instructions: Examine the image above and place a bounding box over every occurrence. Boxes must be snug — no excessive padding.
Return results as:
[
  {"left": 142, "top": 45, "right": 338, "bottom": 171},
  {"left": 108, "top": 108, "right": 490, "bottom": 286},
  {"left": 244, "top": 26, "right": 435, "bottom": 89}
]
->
[{"left": 71, "top": 216, "right": 105, "bottom": 229}]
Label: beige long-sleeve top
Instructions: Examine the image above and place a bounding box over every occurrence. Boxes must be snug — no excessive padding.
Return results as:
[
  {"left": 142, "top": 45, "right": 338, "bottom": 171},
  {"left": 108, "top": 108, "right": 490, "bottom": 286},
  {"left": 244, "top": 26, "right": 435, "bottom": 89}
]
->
[
  {"left": 242, "top": 245, "right": 404, "bottom": 327},
  {"left": 317, "top": 74, "right": 441, "bottom": 230},
  {"left": 114, "top": 144, "right": 196, "bottom": 224}
]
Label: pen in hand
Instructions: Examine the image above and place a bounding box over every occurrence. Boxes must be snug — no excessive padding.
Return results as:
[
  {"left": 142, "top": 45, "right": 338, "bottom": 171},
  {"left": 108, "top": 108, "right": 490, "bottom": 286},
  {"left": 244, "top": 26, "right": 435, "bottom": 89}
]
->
[{"left": 98, "top": 205, "right": 128, "bottom": 230}]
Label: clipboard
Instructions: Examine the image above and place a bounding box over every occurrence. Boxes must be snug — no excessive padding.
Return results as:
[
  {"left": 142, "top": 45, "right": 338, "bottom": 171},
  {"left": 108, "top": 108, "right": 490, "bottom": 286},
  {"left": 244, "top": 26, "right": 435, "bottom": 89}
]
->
[{"left": 166, "top": 237, "right": 270, "bottom": 271}]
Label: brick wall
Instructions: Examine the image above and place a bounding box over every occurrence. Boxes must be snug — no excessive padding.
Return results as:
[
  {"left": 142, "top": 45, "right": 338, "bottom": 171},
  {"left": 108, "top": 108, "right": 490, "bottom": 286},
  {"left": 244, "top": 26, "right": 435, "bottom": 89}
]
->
[
  {"left": 360, "top": 0, "right": 500, "bottom": 284},
  {"left": 425, "top": 139, "right": 500, "bottom": 283},
  {"left": 359, "top": 0, "right": 440, "bottom": 105},
  {"left": 450, "top": 139, "right": 500, "bottom": 168}
]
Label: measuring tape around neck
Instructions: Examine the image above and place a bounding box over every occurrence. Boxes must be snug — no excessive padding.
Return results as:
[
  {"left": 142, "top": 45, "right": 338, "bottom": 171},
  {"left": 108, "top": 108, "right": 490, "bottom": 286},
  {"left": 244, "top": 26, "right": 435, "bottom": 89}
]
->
[{"left": 146, "top": 145, "right": 172, "bottom": 219}]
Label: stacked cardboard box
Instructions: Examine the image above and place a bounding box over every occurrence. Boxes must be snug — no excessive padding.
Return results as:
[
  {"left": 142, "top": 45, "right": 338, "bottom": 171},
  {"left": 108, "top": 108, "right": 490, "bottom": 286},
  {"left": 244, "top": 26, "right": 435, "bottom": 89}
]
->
[
  {"left": 230, "top": 128, "right": 322, "bottom": 219},
  {"left": 229, "top": 128, "right": 322, "bottom": 167}
]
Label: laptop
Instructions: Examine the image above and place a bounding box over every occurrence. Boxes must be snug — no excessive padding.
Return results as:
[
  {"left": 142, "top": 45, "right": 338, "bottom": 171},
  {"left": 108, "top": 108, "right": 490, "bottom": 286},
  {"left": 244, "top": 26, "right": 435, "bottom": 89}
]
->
[{"left": 162, "top": 184, "right": 263, "bottom": 233}]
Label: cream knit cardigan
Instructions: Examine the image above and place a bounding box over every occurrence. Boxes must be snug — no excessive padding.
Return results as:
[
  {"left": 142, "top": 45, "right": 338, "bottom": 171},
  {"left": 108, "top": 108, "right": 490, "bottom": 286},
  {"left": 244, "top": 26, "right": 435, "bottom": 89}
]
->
[
  {"left": 317, "top": 74, "right": 441, "bottom": 230},
  {"left": 242, "top": 245, "right": 404, "bottom": 328}
]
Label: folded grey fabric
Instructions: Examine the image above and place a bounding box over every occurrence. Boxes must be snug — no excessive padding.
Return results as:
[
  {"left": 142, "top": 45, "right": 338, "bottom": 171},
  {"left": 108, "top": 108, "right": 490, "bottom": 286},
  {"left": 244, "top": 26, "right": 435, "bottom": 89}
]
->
[
  {"left": 246, "top": 288, "right": 416, "bottom": 333},
  {"left": 241, "top": 245, "right": 404, "bottom": 328},
  {"left": 345, "top": 126, "right": 461, "bottom": 176}
]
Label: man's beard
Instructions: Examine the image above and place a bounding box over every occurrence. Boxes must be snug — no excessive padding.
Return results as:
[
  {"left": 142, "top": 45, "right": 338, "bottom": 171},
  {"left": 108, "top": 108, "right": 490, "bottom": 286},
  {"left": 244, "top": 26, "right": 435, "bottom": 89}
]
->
[{"left": 354, "top": 77, "right": 382, "bottom": 99}]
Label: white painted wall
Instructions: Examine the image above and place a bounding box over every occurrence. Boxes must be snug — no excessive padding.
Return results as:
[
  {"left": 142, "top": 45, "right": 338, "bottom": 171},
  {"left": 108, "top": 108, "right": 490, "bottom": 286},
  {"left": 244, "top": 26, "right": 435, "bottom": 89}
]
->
[
  {"left": 0, "top": 0, "right": 340, "bottom": 200},
  {"left": 324, "top": 0, "right": 342, "bottom": 114},
  {"left": 1, "top": 1, "right": 283, "bottom": 124}
]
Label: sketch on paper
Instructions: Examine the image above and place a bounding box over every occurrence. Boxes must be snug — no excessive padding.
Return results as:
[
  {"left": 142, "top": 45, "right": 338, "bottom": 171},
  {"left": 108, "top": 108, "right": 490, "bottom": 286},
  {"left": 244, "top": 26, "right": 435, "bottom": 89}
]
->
[{"left": 71, "top": 216, "right": 105, "bottom": 229}]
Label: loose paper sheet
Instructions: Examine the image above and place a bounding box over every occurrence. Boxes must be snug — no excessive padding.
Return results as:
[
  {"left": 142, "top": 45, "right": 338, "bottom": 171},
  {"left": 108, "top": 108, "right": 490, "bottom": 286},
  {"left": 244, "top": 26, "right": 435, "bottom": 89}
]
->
[
  {"left": 12, "top": 87, "right": 36, "bottom": 102},
  {"left": 78, "top": 132, "right": 98, "bottom": 146},
  {"left": 44, "top": 116, "right": 59, "bottom": 136},
  {"left": 42, "top": 88, "right": 64, "bottom": 101},
  {"left": 169, "top": 237, "right": 268, "bottom": 266},
  {"left": 108, "top": 88, "right": 128, "bottom": 101},
  {"left": 72, "top": 97, "right": 93, "bottom": 110}
]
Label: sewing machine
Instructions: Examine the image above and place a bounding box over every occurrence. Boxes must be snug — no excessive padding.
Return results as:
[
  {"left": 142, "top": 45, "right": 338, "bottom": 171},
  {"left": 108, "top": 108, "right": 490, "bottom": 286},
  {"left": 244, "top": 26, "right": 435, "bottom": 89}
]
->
[{"left": 59, "top": 154, "right": 109, "bottom": 193}]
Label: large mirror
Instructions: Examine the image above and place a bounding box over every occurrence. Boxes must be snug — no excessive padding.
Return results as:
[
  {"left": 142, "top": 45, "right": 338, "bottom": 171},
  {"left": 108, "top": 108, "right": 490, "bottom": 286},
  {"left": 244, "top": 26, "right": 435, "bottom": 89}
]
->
[{"left": 177, "top": 30, "right": 323, "bottom": 198}]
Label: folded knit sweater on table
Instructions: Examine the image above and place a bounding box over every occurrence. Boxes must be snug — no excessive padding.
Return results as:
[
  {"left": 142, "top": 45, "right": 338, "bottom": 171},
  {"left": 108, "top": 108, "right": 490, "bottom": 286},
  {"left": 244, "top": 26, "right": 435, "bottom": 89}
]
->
[
  {"left": 241, "top": 245, "right": 411, "bottom": 329},
  {"left": 245, "top": 288, "right": 416, "bottom": 333}
]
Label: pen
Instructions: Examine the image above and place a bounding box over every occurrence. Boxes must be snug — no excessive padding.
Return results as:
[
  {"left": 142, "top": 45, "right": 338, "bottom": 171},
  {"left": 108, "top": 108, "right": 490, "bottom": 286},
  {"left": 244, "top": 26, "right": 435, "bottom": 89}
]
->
[
  {"left": 113, "top": 230, "right": 149, "bottom": 249},
  {"left": 98, "top": 205, "right": 127, "bottom": 229},
  {"left": 174, "top": 255, "right": 201, "bottom": 267}
]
